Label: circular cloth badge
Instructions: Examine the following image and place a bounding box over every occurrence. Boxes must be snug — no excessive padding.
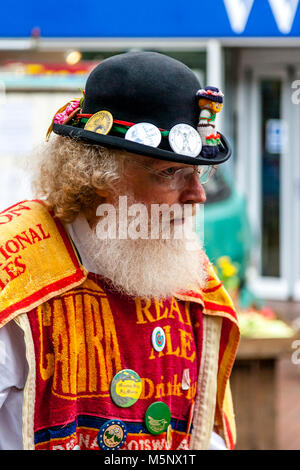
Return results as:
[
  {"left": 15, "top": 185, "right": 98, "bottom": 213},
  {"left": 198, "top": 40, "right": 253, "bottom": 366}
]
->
[
  {"left": 151, "top": 326, "right": 166, "bottom": 352},
  {"left": 145, "top": 401, "right": 171, "bottom": 435},
  {"left": 98, "top": 420, "right": 127, "bottom": 450},
  {"left": 84, "top": 110, "right": 113, "bottom": 135},
  {"left": 110, "top": 369, "right": 142, "bottom": 408},
  {"left": 125, "top": 122, "right": 162, "bottom": 147},
  {"left": 168, "top": 123, "right": 202, "bottom": 157}
]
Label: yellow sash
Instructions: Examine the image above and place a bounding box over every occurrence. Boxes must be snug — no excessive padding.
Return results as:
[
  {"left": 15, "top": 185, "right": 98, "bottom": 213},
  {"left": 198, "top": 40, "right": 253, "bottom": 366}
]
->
[{"left": 0, "top": 200, "right": 87, "bottom": 327}]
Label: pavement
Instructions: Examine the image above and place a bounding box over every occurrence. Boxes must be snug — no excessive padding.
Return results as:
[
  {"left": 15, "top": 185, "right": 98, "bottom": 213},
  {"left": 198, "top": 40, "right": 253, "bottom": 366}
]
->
[
  {"left": 263, "top": 300, "right": 300, "bottom": 450},
  {"left": 277, "top": 356, "right": 300, "bottom": 449}
]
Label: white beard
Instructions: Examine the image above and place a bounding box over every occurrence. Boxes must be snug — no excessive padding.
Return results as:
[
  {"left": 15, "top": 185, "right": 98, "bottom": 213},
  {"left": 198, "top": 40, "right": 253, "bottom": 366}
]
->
[{"left": 84, "top": 199, "right": 208, "bottom": 299}]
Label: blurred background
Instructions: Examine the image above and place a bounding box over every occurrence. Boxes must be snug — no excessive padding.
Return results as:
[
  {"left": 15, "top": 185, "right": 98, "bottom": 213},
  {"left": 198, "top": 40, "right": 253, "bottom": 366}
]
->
[{"left": 1, "top": 0, "right": 300, "bottom": 450}]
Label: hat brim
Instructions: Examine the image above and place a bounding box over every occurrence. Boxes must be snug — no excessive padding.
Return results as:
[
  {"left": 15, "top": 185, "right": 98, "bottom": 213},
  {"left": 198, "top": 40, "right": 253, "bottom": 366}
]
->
[{"left": 52, "top": 123, "right": 231, "bottom": 166}]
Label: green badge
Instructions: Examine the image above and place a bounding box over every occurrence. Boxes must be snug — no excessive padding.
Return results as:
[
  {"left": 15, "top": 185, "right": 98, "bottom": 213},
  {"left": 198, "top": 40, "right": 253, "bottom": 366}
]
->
[
  {"left": 145, "top": 402, "right": 171, "bottom": 435},
  {"left": 110, "top": 369, "right": 142, "bottom": 408}
]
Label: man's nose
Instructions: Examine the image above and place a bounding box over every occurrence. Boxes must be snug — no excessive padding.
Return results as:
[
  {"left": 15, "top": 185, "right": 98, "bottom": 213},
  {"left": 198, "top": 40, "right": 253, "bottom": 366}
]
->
[{"left": 179, "top": 171, "right": 207, "bottom": 204}]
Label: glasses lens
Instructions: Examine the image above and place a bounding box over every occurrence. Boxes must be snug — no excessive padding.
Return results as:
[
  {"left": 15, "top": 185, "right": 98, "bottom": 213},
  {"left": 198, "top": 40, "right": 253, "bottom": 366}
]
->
[
  {"left": 170, "top": 167, "right": 194, "bottom": 190},
  {"left": 164, "top": 165, "right": 217, "bottom": 190},
  {"left": 198, "top": 165, "right": 216, "bottom": 184},
  {"left": 170, "top": 166, "right": 217, "bottom": 190}
]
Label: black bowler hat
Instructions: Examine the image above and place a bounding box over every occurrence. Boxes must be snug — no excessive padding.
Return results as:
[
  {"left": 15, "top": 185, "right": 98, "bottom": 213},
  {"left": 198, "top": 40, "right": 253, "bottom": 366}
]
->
[{"left": 51, "top": 51, "right": 231, "bottom": 165}]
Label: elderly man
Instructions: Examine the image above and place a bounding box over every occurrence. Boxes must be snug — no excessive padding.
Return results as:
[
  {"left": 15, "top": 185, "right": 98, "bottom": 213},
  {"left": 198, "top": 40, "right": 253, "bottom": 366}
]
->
[{"left": 0, "top": 52, "right": 239, "bottom": 451}]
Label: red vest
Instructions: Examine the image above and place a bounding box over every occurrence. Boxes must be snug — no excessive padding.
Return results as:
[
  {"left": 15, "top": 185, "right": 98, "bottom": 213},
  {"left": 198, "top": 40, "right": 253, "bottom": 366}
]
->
[
  {"left": 28, "top": 274, "right": 203, "bottom": 450},
  {"left": 0, "top": 201, "right": 240, "bottom": 450}
]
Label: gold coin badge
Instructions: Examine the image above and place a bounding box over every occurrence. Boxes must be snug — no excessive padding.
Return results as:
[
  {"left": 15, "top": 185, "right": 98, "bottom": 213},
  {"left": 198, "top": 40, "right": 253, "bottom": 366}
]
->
[{"left": 84, "top": 110, "right": 113, "bottom": 135}]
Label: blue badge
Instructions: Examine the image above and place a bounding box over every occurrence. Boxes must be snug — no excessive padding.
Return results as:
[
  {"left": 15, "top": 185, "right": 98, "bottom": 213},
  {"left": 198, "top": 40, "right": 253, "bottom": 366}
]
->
[{"left": 98, "top": 419, "right": 127, "bottom": 450}]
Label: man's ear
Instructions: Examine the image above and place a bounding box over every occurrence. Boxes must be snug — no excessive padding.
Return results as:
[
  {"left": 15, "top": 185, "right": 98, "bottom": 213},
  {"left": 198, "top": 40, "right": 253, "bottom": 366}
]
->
[{"left": 84, "top": 190, "right": 112, "bottom": 229}]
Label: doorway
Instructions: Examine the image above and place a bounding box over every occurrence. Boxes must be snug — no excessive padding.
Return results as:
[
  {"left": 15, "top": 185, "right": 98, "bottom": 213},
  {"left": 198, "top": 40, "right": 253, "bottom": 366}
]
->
[{"left": 237, "top": 49, "right": 300, "bottom": 300}]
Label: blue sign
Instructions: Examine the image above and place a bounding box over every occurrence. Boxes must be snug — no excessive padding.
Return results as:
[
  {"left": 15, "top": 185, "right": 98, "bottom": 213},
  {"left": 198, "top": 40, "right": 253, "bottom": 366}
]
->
[
  {"left": 266, "top": 119, "right": 288, "bottom": 154},
  {"left": 1, "top": 0, "right": 300, "bottom": 38}
]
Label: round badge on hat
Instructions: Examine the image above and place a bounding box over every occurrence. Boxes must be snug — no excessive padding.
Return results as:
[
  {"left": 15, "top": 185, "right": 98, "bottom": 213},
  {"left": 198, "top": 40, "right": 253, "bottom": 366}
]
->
[
  {"left": 125, "top": 122, "right": 162, "bottom": 148},
  {"left": 98, "top": 419, "right": 127, "bottom": 450},
  {"left": 110, "top": 369, "right": 142, "bottom": 408},
  {"left": 145, "top": 401, "right": 171, "bottom": 435},
  {"left": 84, "top": 110, "right": 113, "bottom": 135},
  {"left": 151, "top": 326, "right": 166, "bottom": 352},
  {"left": 168, "top": 123, "right": 202, "bottom": 158}
]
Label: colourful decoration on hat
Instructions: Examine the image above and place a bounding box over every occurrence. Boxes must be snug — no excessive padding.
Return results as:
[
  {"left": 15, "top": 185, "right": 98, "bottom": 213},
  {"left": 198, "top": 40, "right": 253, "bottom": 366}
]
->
[
  {"left": 46, "top": 98, "right": 81, "bottom": 141},
  {"left": 196, "top": 86, "right": 224, "bottom": 103},
  {"left": 53, "top": 100, "right": 80, "bottom": 125},
  {"left": 79, "top": 88, "right": 85, "bottom": 109},
  {"left": 196, "top": 86, "right": 224, "bottom": 159},
  {"left": 45, "top": 81, "right": 224, "bottom": 162}
]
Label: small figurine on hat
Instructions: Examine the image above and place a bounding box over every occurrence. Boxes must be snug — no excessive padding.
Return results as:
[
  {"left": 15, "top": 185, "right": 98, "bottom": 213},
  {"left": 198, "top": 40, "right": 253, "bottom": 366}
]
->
[{"left": 196, "top": 86, "right": 224, "bottom": 158}]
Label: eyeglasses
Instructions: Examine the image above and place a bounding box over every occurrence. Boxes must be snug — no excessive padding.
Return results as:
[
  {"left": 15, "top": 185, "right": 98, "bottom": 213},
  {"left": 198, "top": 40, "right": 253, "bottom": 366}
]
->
[{"left": 128, "top": 161, "right": 217, "bottom": 190}]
